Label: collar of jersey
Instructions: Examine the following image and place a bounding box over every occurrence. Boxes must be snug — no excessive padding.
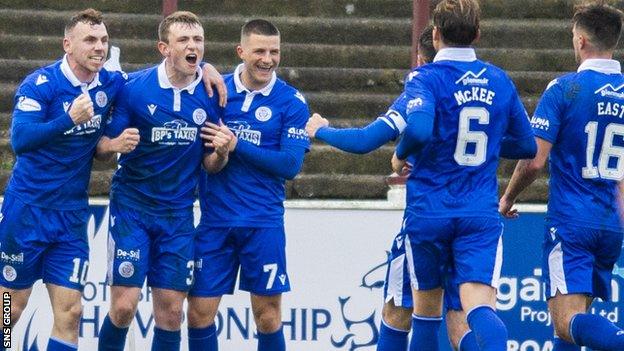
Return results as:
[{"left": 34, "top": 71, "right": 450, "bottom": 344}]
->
[
  {"left": 577, "top": 59, "right": 621, "bottom": 74},
  {"left": 233, "top": 63, "right": 276, "bottom": 96},
  {"left": 60, "top": 55, "right": 101, "bottom": 90},
  {"left": 433, "top": 48, "right": 477, "bottom": 63},
  {"left": 157, "top": 59, "right": 203, "bottom": 94}
]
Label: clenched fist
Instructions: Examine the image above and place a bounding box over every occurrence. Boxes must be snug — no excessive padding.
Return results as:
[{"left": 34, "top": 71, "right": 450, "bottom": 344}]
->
[
  {"left": 68, "top": 93, "right": 94, "bottom": 125},
  {"left": 305, "top": 113, "right": 329, "bottom": 138},
  {"left": 110, "top": 128, "right": 140, "bottom": 154}
]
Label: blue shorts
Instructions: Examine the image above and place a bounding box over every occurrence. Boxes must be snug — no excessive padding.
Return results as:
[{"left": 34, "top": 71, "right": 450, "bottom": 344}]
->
[
  {"left": 190, "top": 225, "right": 290, "bottom": 297},
  {"left": 0, "top": 194, "right": 89, "bottom": 290},
  {"left": 542, "top": 219, "right": 623, "bottom": 301},
  {"left": 403, "top": 216, "right": 503, "bottom": 302},
  {"left": 107, "top": 200, "right": 195, "bottom": 291},
  {"left": 383, "top": 231, "right": 462, "bottom": 311}
]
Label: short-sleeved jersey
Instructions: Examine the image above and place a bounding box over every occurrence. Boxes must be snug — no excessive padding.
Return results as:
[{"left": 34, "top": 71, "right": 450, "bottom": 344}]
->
[
  {"left": 199, "top": 64, "right": 310, "bottom": 227},
  {"left": 532, "top": 59, "right": 624, "bottom": 232},
  {"left": 8, "top": 56, "right": 125, "bottom": 210},
  {"left": 403, "top": 48, "right": 533, "bottom": 218},
  {"left": 106, "top": 62, "right": 222, "bottom": 216}
]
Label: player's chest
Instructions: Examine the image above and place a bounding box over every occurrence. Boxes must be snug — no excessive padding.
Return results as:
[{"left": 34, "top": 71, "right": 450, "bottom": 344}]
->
[
  {"left": 133, "top": 96, "right": 209, "bottom": 147},
  {"left": 222, "top": 99, "right": 284, "bottom": 146},
  {"left": 53, "top": 87, "right": 113, "bottom": 137}
]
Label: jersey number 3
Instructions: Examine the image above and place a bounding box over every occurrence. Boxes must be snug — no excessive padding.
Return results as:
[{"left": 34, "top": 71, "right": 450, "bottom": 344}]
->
[
  {"left": 582, "top": 122, "right": 624, "bottom": 180},
  {"left": 454, "top": 107, "right": 489, "bottom": 166}
]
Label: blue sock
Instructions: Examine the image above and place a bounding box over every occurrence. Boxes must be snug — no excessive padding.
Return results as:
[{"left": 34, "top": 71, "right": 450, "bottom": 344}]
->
[
  {"left": 408, "top": 314, "right": 442, "bottom": 351},
  {"left": 98, "top": 314, "right": 129, "bottom": 351},
  {"left": 189, "top": 324, "right": 218, "bottom": 351},
  {"left": 466, "top": 305, "right": 508, "bottom": 351},
  {"left": 458, "top": 330, "right": 479, "bottom": 351},
  {"left": 570, "top": 313, "right": 624, "bottom": 350},
  {"left": 151, "top": 327, "right": 181, "bottom": 351},
  {"left": 47, "top": 337, "right": 77, "bottom": 351},
  {"left": 376, "top": 319, "right": 409, "bottom": 351},
  {"left": 257, "top": 326, "right": 285, "bottom": 351},
  {"left": 553, "top": 337, "right": 580, "bottom": 351}
]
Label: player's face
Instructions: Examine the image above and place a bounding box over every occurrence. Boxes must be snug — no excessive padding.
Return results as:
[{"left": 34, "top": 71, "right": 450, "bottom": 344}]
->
[
  {"left": 63, "top": 22, "right": 109, "bottom": 76},
  {"left": 237, "top": 33, "right": 280, "bottom": 90},
  {"left": 161, "top": 23, "right": 205, "bottom": 77}
]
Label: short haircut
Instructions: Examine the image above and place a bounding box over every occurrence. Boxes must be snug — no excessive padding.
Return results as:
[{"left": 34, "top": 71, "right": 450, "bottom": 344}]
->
[
  {"left": 241, "top": 19, "right": 280, "bottom": 38},
  {"left": 432, "top": 0, "right": 480, "bottom": 46},
  {"left": 418, "top": 25, "right": 435, "bottom": 63},
  {"left": 64, "top": 8, "right": 104, "bottom": 36},
  {"left": 158, "top": 11, "right": 202, "bottom": 43},
  {"left": 573, "top": 3, "right": 623, "bottom": 51}
]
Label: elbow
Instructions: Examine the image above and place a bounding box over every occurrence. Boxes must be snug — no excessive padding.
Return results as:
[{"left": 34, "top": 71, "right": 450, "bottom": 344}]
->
[
  {"left": 523, "top": 139, "right": 538, "bottom": 159},
  {"left": 10, "top": 134, "right": 26, "bottom": 155},
  {"left": 283, "top": 169, "right": 299, "bottom": 180}
]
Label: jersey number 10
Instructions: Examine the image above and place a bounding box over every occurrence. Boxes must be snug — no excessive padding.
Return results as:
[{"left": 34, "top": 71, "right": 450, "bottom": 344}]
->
[{"left": 582, "top": 122, "right": 624, "bottom": 180}]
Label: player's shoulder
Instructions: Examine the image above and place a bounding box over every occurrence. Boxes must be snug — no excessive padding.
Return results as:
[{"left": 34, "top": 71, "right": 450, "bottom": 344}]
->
[
  {"left": 100, "top": 66, "right": 129, "bottom": 85},
  {"left": 17, "top": 60, "right": 65, "bottom": 102},
  {"left": 275, "top": 78, "right": 308, "bottom": 107}
]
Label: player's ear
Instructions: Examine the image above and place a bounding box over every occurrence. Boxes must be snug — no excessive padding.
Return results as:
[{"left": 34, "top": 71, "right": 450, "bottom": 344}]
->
[
  {"left": 236, "top": 45, "right": 244, "bottom": 60},
  {"left": 473, "top": 28, "right": 481, "bottom": 45},
  {"left": 432, "top": 26, "right": 442, "bottom": 51},
  {"left": 63, "top": 37, "right": 72, "bottom": 55},
  {"left": 157, "top": 41, "right": 169, "bottom": 57}
]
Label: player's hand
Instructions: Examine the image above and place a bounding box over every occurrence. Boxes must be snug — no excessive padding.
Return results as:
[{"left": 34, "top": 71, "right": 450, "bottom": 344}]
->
[
  {"left": 391, "top": 152, "right": 406, "bottom": 174},
  {"left": 399, "top": 161, "right": 413, "bottom": 177},
  {"left": 68, "top": 93, "right": 94, "bottom": 125},
  {"left": 110, "top": 128, "right": 140, "bottom": 154},
  {"left": 201, "top": 121, "right": 237, "bottom": 153},
  {"left": 498, "top": 194, "right": 519, "bottom": 219},
  {"left": 305, "top": 113, "right": 329, "bottom": 138},
  {"left": 201, "top": 63, "right": 227, "bottom": 107}
]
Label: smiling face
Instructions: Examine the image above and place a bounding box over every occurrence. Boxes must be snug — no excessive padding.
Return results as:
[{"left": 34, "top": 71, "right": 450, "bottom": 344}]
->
[
  {"left": 159, "top": 22, "right": 205, "bottom": 80},
  {"left": 63, "top": 21, "right": 108, "bottom": 81},
  {"left": 237, "top": 33, "right": 280, "bottom": 91}
]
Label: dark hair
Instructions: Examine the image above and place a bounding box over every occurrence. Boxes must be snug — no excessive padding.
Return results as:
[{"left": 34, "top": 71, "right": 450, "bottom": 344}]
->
[
  {"left": 418, "top": 25, "right": 435, "bottom": 63},
  {"left": 432, "top": 0, "right": 480, "bottom": 46},
  {"left": 64, "top": 8, "right": 104, "bottom": 35},
  {"left": 573, "top": 3, "right": 623, "bottom": 51},
  {"left": 158, "top": 11, "right": 202, "bottom": 43},
  {"left": 241, "top": 19, "right": 280, "bottom": 38}
]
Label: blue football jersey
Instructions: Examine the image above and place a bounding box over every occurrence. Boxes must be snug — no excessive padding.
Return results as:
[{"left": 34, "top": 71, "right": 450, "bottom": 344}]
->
[
  {"left": 402, "top": 48, "right": 533, "bottom": 218},
  {"left": 199, "top": 64, "right": 310, "bottom": 227},
  {"left": 532, "top": 59, "right": 624, "bottom": 231},
  {"left": 105, "top": 62, "right": 222, "bottom": 216},
  {"left": 8, "top": 56, "right": 125, "bottom": 210}
]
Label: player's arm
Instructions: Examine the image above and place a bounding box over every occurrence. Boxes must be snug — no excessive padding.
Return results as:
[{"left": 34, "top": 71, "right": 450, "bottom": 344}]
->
[
  {"left": 499, "top": 79, "right": 562, "bottom": 218},
  {"left": 306, "top": 113, "right": 398, "bottom": 154},
  {"left": 500, "top": 85, "right": 537, "bottom": 159},
  {"left": 235, "top": 143, "right": 306, "bottom": 180},
  {"left": 11, "top": 79, "right": 94, "bottom": 155},
  {"left": 499, "top": 138, "right": 551, "bottom": 218},
  {"left": 201, "top": 63, "right": 227, "bottom": 107},
  {"left": 95, "top": 84, "right": 139, "bottom": 160}
]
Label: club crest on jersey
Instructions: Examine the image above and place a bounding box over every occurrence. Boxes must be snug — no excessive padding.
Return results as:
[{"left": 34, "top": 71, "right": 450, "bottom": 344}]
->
[
  {"left": 594, "top": 83, "right": 624, "bottom": 100},
  {"left": 151, "top": 119, "right": 197, "bottom": 145},
  {"left": 193, "top": 108, "right": 207, "bottom": 125},
  {"left": 118, "top": 261, "right": 134, "bottom": 278},
  {"left": 255, "top": 106, "right": 272, "bottom": 122},
  {"left": 95, "top": 91, "right": 108, "bottom": 107},
  {"left": 2, "top": 265, "right": 16, "bottom": 282},
  {"left": 455, "top": 68, "right": 489, "bottom": 86}
]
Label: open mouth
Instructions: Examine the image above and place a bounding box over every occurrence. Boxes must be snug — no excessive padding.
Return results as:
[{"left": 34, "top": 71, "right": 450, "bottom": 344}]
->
[
  {"left": 89, "top": 56, "right": 104, "bottom": 63},
  {"left": 257, "top": 65, "right": 272, "bottom": 73},
  {"left": 186, "top": 53, "right": 198, "bottom": 65}
]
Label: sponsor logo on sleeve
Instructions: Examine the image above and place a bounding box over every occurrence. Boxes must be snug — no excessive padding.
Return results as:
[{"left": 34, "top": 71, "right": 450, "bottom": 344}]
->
[
  {"left": 530, "top": 116, "right": 550, "bottom": 131},
  {"left": 287, "top": 127, "right": 309, "bottom": 141},
  {"left": 16, "top": 97, "right": 42, "bottom": 112}
]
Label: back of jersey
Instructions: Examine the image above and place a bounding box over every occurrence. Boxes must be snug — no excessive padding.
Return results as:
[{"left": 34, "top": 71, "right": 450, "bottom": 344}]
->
[
  {"left": 405, "top": 56, "right": 531, "bottom": 218},
  {"left": 532, "top": 61, "right": 624, "bottom": 231}
]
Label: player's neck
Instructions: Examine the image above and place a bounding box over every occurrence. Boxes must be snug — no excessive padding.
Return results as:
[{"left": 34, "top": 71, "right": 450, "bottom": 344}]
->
[
  {"left": 240, "top": 70, "right": 268, "bottom": 92},
  {"left": 66, "top": 56, "right": 96, "bottom": 84},
  {"left": 164, "top": 59, "right": 196, "bottom": 89},
  {"left": 580, "top": 51, "right": 614, "bottom": 63}
]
